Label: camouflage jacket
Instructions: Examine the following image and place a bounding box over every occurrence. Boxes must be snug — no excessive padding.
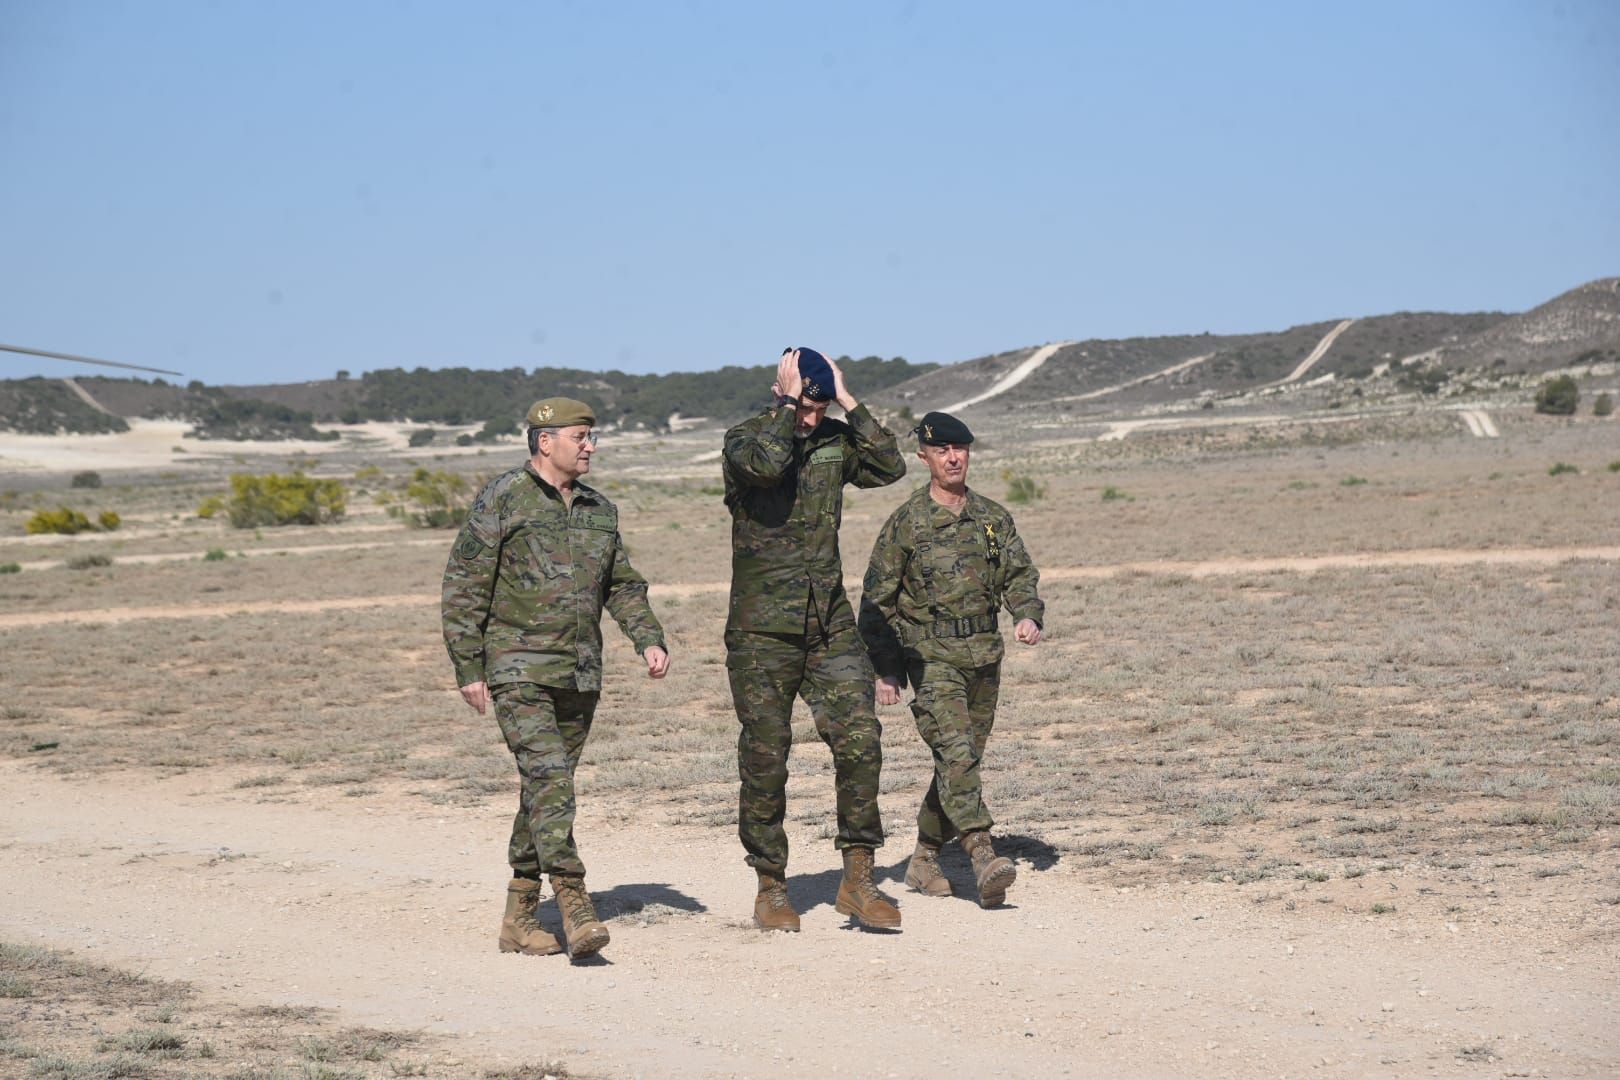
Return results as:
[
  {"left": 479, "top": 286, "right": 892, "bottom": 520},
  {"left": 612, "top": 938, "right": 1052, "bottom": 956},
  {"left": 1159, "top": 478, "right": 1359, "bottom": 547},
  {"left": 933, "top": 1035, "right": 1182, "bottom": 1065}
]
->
[
  {"left": 859, "top": 485, "right": 1044, "bottom": 682},
  {"left": 723, "top": 403, "right": 906, "bottom": 635},
  {"left": 441, "top": 462, "right": 665, "bottom": 692}
]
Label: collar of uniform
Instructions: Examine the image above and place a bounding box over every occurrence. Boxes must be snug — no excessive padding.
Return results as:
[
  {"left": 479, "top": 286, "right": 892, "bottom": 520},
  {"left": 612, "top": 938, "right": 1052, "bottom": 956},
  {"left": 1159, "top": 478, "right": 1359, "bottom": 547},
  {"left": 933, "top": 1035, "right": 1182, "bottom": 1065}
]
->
[
  {"left": 924, "top": 485, "right": 977, "bottom": 527},
  {"left": 523, "top": 462, "right": 601, "bottom": 505}
]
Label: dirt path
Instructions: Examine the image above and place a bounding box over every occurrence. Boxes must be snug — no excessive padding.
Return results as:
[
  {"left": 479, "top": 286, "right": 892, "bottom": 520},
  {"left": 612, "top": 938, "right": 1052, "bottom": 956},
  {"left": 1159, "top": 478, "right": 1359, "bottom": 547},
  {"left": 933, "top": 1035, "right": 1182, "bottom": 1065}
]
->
[
  {"left": 5, "top": 545, "right": 1618, "bottom": 629},
  {"left": 2, "top": 763, "right": 1612, "bottom": 1078},
  {"left": 943, "top": 341, "right": 1074, "bottom": 413},
  {"left": 1278, "top": 319, "right": 1355, "bottom": 385},
  {"left": 60, "top": 376, "right": 116, "bottom": 415},
  {"left": 1458, "top": 409, "right": 1501, "bottom": 438},
  {"left": 1048, "top": 353, "right": 1214, "bottom": 406}
]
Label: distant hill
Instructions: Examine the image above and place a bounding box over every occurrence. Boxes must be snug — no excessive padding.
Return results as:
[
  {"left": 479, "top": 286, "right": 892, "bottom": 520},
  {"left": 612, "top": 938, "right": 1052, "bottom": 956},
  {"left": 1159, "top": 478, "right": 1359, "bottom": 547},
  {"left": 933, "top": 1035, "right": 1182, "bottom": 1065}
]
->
[
  {"left": 0, "top": 355, "right": 936, "bottom": 437},
  {"left": 871, "top": 278, "right": 1616, "bottom": 418},
  {"left": 4, "top": 279, "right": 1615, "bottom": 436}
]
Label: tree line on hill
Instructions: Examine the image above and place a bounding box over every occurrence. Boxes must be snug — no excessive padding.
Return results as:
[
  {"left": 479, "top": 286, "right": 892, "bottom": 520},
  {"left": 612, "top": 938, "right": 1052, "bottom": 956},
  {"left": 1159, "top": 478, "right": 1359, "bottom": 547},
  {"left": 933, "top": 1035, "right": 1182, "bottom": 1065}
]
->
[{"left": 0, "top": 357, "right": 936, "bottom": 438}]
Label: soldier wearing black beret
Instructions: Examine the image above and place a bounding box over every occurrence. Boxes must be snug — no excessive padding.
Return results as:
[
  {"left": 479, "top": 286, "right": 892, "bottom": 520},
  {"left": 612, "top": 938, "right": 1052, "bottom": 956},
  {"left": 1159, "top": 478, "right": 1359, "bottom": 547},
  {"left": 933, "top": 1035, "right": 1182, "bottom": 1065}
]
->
[{"left": 859, "top": 409, "right": 1046, "bottom": 909}]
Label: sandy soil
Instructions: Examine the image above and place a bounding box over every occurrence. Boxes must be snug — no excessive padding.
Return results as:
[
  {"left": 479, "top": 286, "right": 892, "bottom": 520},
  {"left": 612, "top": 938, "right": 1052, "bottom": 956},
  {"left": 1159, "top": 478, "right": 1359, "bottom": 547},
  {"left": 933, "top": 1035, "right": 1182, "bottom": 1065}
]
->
[
  {"left": 3, "top": 761, "right": 1613, "bottom": 1079},
  {"left": 6, "top": 544, "right": 1616, "bottom": 629}
]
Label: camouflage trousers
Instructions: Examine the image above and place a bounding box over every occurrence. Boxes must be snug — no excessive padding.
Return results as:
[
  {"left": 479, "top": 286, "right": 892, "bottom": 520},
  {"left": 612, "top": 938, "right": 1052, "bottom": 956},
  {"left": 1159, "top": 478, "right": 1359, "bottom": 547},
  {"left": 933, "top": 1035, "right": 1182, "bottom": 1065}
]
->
[
  {"left": 907, "top": 658, "right": 1000, "bottom": 847},
  {"left": 726, "top": 620, "right": 884, "bottom": 876},
  {"left": 492, "top": 682, "right": 598, "bottom": 878}
]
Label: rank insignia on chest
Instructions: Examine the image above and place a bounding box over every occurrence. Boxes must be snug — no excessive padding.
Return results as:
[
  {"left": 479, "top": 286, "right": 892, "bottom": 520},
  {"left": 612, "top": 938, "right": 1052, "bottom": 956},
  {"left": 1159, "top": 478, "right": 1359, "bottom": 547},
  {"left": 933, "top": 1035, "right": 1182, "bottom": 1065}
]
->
[{"left": 984, "top": 522, "right": 1001, "bottom": 562}]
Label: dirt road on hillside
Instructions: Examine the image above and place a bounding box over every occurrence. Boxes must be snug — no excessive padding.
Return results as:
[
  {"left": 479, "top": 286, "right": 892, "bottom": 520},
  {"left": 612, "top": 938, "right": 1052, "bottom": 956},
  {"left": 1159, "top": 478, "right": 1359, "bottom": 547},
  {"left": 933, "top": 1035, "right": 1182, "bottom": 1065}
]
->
[{"left": 2, "top": 763, "right": 1613, "bottom": 1078}]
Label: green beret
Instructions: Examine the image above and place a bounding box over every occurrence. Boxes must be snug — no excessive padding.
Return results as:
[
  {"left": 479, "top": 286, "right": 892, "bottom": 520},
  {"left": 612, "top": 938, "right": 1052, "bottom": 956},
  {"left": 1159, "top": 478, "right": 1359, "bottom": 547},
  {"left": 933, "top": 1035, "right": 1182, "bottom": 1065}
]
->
[
  {"left": 525, "top": 397, "right": 596, "bottom": 428},
  {"left": 914, "top": 410, "right": 974, "bottom": 446}
]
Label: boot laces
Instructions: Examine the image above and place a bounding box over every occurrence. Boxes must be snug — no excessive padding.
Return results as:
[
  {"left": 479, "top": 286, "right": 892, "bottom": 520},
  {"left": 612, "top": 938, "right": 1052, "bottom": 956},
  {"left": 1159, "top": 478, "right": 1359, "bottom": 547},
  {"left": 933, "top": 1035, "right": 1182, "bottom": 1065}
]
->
[
  {"left": 760, "top": 880, "right": 791, "bottom": 910},
  {"left": 558, "top": 883, "right": 596, "bottom": 927}
]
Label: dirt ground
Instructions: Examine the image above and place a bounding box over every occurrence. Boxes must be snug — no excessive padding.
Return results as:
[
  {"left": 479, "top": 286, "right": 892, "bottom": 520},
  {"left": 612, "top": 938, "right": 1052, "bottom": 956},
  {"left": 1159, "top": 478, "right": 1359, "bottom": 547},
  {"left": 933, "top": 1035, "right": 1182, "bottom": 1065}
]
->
[{"left": 2, "top": 407, "right": 1617, "bottom": 1078}]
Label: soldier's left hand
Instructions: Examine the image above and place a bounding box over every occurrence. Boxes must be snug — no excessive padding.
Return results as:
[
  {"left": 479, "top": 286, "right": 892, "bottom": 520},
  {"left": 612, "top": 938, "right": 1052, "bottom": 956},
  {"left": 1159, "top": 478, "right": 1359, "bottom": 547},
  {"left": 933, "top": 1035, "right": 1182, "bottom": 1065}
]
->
[
  {"left": 1014, "top": 619, "right": 1042, "bottom": 646},
  {"left": 644, "top": 645, "right": 670, "bottom": 679},
  {"left": 827, "top": 355, "right": 858, "bottom": 411}
]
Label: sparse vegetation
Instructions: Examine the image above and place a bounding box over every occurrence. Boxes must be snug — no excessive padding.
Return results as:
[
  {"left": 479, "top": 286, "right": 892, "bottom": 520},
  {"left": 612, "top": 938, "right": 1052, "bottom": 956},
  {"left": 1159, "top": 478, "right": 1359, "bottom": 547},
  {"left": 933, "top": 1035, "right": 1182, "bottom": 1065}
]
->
[
  {"left": 1595, "top": 392, "right": 1614, "bottom": 417},
  {"left": 386, "top": 468, "right": 472, "bottom": 528},
  {"left": 223, "top": 472, "right": 346, "bottom": 528},
  {"left": 26, "top": 507, "right": 94, "bottom": 535},
  {"left": 97, "top": 510, "right": 121, "bottom": 531},
  {"left": 407, "top": 428, "right": 437, "bottom": 448},
  {"left": 0, "top": 562, "right": 20, "bottom": 574},
  {"left": 70, "top": 470, "right": 102, "bottom": 489},
  {"left": 203, "top": 548, "right": 229, "bottom": 562},
  {"left": 1100, "top": 485, "right": 1131, "bottom": 502},
  {"left": 1002, "top": 471, "right": 1047, "bottom": 504},
  {"left": 1547, "top": 462, "right": 1579, "bottom": 476},
  {"left": 64, "top": 553, "right": 113, "bottom": 570},
  {"left": 1534, "top": 374, "right": 1579, "bottom": 415}
]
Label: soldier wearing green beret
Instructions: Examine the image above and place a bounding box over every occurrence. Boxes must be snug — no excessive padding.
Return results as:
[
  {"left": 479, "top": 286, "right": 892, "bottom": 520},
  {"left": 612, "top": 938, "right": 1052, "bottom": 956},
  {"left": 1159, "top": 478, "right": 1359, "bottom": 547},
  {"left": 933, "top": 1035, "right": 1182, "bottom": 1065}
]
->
[
  {"left": 442, "top": 396, "right": 670, "bottom": 959},
  {"left": 858, "top": 410, "right": 1044, "bottom": 908},
  {"left": 722, "top": 348, "right": 908, "bottom": 932}
]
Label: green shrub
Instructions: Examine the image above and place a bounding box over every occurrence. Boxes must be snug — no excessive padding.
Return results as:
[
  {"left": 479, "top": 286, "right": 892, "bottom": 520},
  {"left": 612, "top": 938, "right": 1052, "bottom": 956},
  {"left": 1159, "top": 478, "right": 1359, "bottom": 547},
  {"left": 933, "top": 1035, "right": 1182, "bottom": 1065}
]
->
[
  {"left": 1534, "top": 375, "right": 1579, "bottom": 415},
  {"left": 1595, "top": 393, "right": 1614, "bottom": 417},
  {"left": 0, "top": 562, "right": 20, "bottom": 574},
  {"left": 387, "top": 468, "right": 472, "bottom": 528},
  {"left": 225, "top": 472, "right": 346, "bottom": 528},
  {"left": 1002, "top": 471, "right": 1046, "bottom": 504},
  {"left": 97, "top": 510, "right": 121, "bottom": 531},
  {"left": 196, "top": 495, "right": 225, "bottom": 519},
  {"left": 70, "top": 470, "right": 102, "bottom": 488},
  {"left": 1609, "top": 461, "right": 1620, "bottom": 473},
  {"left": 1100, "top": 486, "right": 1130, "bottom": 502},
  {"left": 1548, "top": 462, "right": 1579, "bottom": 476},
  {"left": 26, "top": 507, "right": 93, "bottom": 535},
  {"left": 1341, "top": 475, "right": 1368, "bottom": 487},
  {"left": 203, "top": 548, "right": 229, "bottom": 561},
  {"left": 407, "top": 428, "right": 436, "bottom": 448},
  {"left": 66, "top": 553, "right": 113, "bottom": 570}
]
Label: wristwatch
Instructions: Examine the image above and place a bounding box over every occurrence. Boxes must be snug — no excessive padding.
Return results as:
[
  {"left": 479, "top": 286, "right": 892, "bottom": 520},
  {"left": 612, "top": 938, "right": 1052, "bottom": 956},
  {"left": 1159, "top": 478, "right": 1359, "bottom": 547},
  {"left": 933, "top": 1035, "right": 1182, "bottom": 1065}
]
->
[{"left": 777, "top": 395, "right": 798, "bottom": 409}]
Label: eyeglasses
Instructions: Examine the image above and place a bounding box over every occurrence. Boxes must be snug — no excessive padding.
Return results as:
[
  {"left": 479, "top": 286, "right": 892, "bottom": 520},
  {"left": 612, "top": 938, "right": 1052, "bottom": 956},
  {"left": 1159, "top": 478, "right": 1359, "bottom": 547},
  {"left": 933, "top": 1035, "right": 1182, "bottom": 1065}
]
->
[{"left": 539, "top": 429, "right": 599, "bottom": 445}]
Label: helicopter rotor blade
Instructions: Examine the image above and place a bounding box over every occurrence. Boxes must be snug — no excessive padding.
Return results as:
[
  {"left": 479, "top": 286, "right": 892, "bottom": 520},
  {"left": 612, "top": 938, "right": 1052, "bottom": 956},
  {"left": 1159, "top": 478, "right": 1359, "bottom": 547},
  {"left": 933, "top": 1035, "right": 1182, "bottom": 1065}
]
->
[{"left": 0, "top": 342, "right": 184, "bottom": 378}]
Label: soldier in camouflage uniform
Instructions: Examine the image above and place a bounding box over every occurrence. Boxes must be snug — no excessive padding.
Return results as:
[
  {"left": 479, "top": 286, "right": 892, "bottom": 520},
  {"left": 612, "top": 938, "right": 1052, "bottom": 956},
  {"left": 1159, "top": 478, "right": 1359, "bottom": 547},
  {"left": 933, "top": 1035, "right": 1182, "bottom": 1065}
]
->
[
  {"left": 859, "top": 410, "right": 1044, "bottom": 908},
  {"left": 442, "top": 397, "right": 669, "bottom": 959},
  {"left": 723, "top": 347, "right": 908, "bottom": 931}
]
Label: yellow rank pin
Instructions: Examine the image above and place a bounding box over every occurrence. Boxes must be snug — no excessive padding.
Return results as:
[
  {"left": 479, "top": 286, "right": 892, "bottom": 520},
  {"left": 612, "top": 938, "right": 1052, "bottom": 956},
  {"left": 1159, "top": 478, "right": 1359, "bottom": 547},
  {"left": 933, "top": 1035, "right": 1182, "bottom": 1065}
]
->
[
  {"left": 985, "top": 521, "right": 1001, "bottom": 560},
  {"left": 537, "top": 404, "right": 554, "bottom": 423}
]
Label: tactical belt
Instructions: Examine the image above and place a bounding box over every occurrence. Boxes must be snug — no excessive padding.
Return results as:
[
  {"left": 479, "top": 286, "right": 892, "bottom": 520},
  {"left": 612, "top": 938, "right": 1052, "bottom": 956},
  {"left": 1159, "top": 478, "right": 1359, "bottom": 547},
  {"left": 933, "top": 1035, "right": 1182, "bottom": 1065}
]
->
[{"left": 900, "top": 612, "right": 998, "bottom": 645}]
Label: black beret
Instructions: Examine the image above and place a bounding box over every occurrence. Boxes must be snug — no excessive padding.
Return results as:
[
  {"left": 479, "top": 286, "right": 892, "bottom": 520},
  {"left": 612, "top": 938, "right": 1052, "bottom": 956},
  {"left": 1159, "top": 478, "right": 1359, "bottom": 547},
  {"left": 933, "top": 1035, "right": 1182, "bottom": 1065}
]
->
[
  {"left": 795, "top": 348, "right": 836, "bottom": 403},
  {"left": 914, "top": 410, "right": 974, "bottom": 446}
]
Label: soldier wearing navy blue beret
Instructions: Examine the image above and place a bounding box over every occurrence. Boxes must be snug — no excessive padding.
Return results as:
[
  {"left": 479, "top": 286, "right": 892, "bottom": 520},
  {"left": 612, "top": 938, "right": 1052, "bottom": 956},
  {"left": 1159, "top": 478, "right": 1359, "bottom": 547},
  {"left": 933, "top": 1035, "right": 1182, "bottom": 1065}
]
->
[{"left": 721, "top": 346, "right": 909, "bottom": 932}]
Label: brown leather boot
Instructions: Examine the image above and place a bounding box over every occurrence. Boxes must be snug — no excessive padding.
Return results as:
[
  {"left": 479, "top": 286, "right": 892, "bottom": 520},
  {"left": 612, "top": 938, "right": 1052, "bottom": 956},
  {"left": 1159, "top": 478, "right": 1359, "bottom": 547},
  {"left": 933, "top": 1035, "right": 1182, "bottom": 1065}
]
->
[
  {"left": 962, "top": 830, "right": 1016, "bottom": 907},
  {"left": 903, "top": 840, "right": 952, "bottom": 897},
  {"left": 498, "top": 878, "right": 564, "bottom": 956},
  {"left": 834, "top": 847, "right": 901, "bottom": 929},
  {"left": 753, "top": 871, "right": 801, "bottom": 932},
  {"left": 549, "top": 873, "right": 610, "bottom": 958}
]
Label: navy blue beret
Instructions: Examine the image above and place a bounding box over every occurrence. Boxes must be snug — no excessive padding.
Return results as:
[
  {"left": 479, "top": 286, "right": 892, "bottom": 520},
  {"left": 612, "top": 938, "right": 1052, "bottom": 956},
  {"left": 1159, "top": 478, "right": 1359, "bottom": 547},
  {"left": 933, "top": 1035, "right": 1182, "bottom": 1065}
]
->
[
  {"left": 795, "top": 348, "right": 836, "bottom": 403},
  {"left": 915, "top": 410, "right": 974, "bottom": 445}
]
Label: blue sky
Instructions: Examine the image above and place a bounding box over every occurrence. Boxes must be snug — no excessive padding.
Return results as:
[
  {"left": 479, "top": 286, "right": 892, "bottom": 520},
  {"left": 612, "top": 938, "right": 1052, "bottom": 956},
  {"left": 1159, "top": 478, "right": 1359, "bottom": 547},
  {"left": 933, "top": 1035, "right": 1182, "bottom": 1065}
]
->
[{"left": 1, "top": 1, "right": 1616, "bottom": 385}]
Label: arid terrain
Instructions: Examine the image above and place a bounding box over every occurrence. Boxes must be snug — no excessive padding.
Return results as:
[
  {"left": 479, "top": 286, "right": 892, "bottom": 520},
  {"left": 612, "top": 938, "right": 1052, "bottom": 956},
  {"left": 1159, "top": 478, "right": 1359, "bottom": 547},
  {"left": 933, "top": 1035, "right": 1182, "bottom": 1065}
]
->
[{"left": 2, "top": 403, "right": 1618, "bottom": 1078}]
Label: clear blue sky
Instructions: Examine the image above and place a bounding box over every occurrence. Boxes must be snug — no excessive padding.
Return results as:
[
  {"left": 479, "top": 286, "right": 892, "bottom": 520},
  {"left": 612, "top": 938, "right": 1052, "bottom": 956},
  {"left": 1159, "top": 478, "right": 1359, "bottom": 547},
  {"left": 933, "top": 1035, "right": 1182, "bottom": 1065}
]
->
[{"left": 2, "top": 1, "right": 1616, "bottom": 385}]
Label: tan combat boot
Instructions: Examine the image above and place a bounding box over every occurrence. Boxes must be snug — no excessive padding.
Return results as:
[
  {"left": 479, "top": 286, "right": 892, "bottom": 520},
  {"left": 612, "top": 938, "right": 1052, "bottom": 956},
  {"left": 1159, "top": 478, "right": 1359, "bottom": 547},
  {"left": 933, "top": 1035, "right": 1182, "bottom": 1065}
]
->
[
  {"left": 498, "top": 878, "right": 564, "bottom": 956},
  {"left": 834, "top": 847, "right": 902, "bottom": 929},
  {"left": 753, "top": 871, "right": 801, "bottom": 932},
  {"left": 903, "top": 840, "right": 952, "bottom": 897},
  {"left": 962, "top": 830, "right": 1016, "bottom": 907},
  {"left": 549, "top": 873, "right": 610, "bottom": 959}
]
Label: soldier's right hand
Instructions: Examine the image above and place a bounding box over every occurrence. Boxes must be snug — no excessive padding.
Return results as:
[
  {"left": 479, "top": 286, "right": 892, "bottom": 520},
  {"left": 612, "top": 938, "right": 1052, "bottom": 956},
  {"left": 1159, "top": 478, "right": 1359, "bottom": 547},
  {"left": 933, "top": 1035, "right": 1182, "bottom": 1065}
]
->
[
  {"left": 875, "top": 675, "right": 903, "bottom": 707},
  {"left": 776, "top": 350, "right": 804, "bottom": 402},
  {"left": 459, "top": 681, "right": 492, "bottom": 715}
]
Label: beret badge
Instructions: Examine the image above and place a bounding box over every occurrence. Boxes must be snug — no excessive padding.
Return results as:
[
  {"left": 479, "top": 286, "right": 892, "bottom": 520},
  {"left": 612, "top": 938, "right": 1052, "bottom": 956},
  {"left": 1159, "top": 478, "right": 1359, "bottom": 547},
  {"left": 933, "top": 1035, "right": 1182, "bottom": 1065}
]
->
[{"left": 536, "top": 404, "right": 554, "bottom": 423}]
